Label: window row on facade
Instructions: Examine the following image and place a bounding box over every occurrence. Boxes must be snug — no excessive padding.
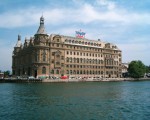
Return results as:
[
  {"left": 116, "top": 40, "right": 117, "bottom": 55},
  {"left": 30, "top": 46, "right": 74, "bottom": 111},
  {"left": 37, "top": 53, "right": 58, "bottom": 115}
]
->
[
  {"left": 65, "top": 39, "right": 102, "bottom": 47},
  {"left": 65, "top": 64, "right": 119, "bottom": 69},
  {"left": 66, "top": 51, "right": 104, "bottom": 57},
  {"left": 51, "top": 43, "right": 103, "bottom": 52},
  {"left": 66, "top": 45, "right": 103, "bottom": 51},
  {"left": 65, "top": 57, "right": 119, "bottom": 65},
  {"left": 50, "top": 69, "right": 119, "bottom": 75},
  {"left": 66, "top": 51, "right": 119, "bottom": 59}
]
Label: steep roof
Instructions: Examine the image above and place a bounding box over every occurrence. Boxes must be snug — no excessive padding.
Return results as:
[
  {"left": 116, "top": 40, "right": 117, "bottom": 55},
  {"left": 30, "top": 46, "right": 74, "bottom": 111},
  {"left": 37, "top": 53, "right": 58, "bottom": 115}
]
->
[
  {"left": 15, "top": 35, "right": 22, "bottom": 47},
  {"left": 36, "top": 16, "right": 47, "bottom": 35}
]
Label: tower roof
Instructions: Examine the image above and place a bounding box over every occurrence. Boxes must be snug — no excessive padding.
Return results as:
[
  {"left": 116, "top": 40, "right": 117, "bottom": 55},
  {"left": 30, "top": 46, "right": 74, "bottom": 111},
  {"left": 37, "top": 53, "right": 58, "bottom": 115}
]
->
[
  {"left": 36, "top": 16, "right": 47, "bottom": 35},
  {"left": 15, "top": 34, "right": 22, "bottom": 47}
]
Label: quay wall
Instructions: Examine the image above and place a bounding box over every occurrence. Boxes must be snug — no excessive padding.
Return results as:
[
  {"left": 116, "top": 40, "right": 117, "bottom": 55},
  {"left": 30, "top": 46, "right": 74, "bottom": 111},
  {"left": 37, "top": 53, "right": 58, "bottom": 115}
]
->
[
  {"left": 1, "top": 78, "right": 150, "bottom": 83},
  {"left": 42, "top": 78, "right": 150, "bottom": 82}
]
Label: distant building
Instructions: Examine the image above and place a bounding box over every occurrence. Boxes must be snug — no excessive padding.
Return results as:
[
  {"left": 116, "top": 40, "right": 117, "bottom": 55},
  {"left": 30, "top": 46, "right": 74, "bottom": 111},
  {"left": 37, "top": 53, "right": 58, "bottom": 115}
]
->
[
  {"left": 122, "top": 63, "right": 129, "bottom": 77},
  {"left": 0, "top": 72, "right": 4, "bottom": 79},
  {"left": 12, "top": 16, "right": 122, "bottom": 78}
]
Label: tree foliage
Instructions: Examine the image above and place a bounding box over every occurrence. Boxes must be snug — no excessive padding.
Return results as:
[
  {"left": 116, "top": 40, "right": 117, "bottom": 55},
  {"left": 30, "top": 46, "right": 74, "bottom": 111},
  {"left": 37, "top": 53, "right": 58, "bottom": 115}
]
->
[
  {"left": 145, "top": 66, "right": 150, "bottom": 73},
  {"left": 128, "top": 60, "right": 146, "bottom": 78},
  {"left": 4, "top": 71, "right": 10, "bottom": 76}
]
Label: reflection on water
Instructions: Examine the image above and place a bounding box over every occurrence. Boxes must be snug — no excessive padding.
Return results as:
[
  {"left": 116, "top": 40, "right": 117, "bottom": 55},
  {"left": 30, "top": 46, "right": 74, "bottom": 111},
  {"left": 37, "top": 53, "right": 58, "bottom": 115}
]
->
[{"left": 0, "top": 81, "right": 150, "bottom": 120}]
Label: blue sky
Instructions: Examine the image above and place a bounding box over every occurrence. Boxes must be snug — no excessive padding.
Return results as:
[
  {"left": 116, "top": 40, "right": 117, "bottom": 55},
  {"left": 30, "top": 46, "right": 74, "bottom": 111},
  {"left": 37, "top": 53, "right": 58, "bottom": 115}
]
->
[{"left": 0, "top": 0, "right": 150, "bottom": 71}]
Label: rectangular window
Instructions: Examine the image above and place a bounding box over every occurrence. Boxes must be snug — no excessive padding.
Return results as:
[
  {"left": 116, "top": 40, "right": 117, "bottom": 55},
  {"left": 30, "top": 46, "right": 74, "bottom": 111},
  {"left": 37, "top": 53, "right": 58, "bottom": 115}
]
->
[
  {"left": 52, "top": 52, "right": 55, "bottom": 56},
  {"left": 56, "top": 62, "right": 60, "bottom": 65}
]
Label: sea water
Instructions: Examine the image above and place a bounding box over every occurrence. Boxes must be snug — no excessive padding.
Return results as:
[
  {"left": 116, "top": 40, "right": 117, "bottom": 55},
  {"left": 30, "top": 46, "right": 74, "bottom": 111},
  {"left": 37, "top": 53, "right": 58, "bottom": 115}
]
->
[{"left": 0, "top": 81, "right": 150, "bottom": 120}]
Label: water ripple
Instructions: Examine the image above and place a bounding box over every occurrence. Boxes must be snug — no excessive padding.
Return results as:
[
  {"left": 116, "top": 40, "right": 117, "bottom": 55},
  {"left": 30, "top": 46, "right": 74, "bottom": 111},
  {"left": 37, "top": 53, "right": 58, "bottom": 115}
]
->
[{"left": 1, "top": 81, "right": 150, "bottom": 120}]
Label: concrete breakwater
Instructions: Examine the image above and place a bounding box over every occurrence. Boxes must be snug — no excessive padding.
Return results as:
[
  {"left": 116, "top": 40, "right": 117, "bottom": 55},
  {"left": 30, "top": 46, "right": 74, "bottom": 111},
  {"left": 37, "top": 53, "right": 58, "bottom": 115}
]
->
[{"left": 1, "top": 78, "right": 150, "bottom": 83}]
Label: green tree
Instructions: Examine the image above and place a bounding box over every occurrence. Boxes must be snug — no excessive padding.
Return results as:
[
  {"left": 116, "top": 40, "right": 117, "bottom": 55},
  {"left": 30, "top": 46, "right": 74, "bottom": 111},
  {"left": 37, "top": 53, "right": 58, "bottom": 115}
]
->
[
  {"left": 128, "top": 60, "right": 146, "bottom": 78},
  {"left": 4, "top": 70, "right": 10, "bottom": 77},
  {"left": 145, "top": 66, "right": 150, "bottom": 73}
]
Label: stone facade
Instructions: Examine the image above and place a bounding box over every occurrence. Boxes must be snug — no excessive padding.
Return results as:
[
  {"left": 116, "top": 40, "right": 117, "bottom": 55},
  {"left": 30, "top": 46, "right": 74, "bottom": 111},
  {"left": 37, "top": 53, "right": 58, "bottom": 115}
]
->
[{"left": 12, "top": 16, "right": 122, "bottom": 78}]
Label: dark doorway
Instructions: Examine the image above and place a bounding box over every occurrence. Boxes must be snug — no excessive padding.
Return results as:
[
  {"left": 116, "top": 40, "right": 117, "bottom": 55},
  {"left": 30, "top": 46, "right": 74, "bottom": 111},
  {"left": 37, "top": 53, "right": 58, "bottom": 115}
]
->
[
  {"left": 34, "top": 70, "right": 37, "bottom": 78},
  {"left": 18, "top": 69, "right": 20, "bottom": 76},
  {"left": 28, "top": 67, "right": 31, "bottom": 76}
]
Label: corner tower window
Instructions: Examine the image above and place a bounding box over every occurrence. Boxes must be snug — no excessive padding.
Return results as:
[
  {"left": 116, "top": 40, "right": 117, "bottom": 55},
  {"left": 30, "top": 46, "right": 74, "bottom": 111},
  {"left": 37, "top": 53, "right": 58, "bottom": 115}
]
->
[
  {"left": 35, "top": 52, "right": 39, "bottom": 62},
  {"left": 42, "top": 50, "right": 46, "bottom": 62}
]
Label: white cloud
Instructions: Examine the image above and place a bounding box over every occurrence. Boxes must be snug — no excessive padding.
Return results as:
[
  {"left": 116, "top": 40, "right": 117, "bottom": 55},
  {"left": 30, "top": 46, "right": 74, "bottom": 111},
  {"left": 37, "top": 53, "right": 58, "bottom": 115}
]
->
[
  {"left": 0, "top": 0, "right": 150, "bottom": 69},
  {"left": 0, "top": 1, "right": 150, "bottom": 28},
  {"left": 96, "top": 0, "right": 116, "bottom": 10}
]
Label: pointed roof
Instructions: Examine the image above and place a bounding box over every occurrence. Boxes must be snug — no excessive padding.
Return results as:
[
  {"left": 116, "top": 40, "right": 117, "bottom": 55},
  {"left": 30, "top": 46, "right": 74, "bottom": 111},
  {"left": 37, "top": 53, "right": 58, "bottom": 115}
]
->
[
  {"left": 36, "top": 16, "right": 47, "bottom": 35},
  {"left": 15, "top": 34, "right": 22, "bottom": 47}
]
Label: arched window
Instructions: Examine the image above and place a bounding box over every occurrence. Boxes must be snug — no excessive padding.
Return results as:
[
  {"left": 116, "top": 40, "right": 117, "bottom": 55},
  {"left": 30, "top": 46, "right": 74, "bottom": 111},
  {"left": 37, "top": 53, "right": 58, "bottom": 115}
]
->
[
  {"left": 77, "top": 58, "right": 79, "bottom": 63},
  {"left": 56, "top": 70, "right": 59, "bottom": 74},
  {"left": 56, "top": 54, "right": 60, "bottom": 58},
  {"left": 73, "top": 70, "right": 76, "bottom": 74},
  {"left": 80, "top": 58, "right": 82, "bottom": 63},
  {"left": 42, "top": 67, "right": 46, "bottom": 74},
  {"left": 66, "top": 57, "right": 69, "bottom": 62},
  {"left": 65, "top": 39, "right": 68, "bottom": 42},
  {"left": 70, "top": 70, "right": 72, "bottom": 74},
  {"left": 51, "top": 69, "right": 54, "bottom": 74}
]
